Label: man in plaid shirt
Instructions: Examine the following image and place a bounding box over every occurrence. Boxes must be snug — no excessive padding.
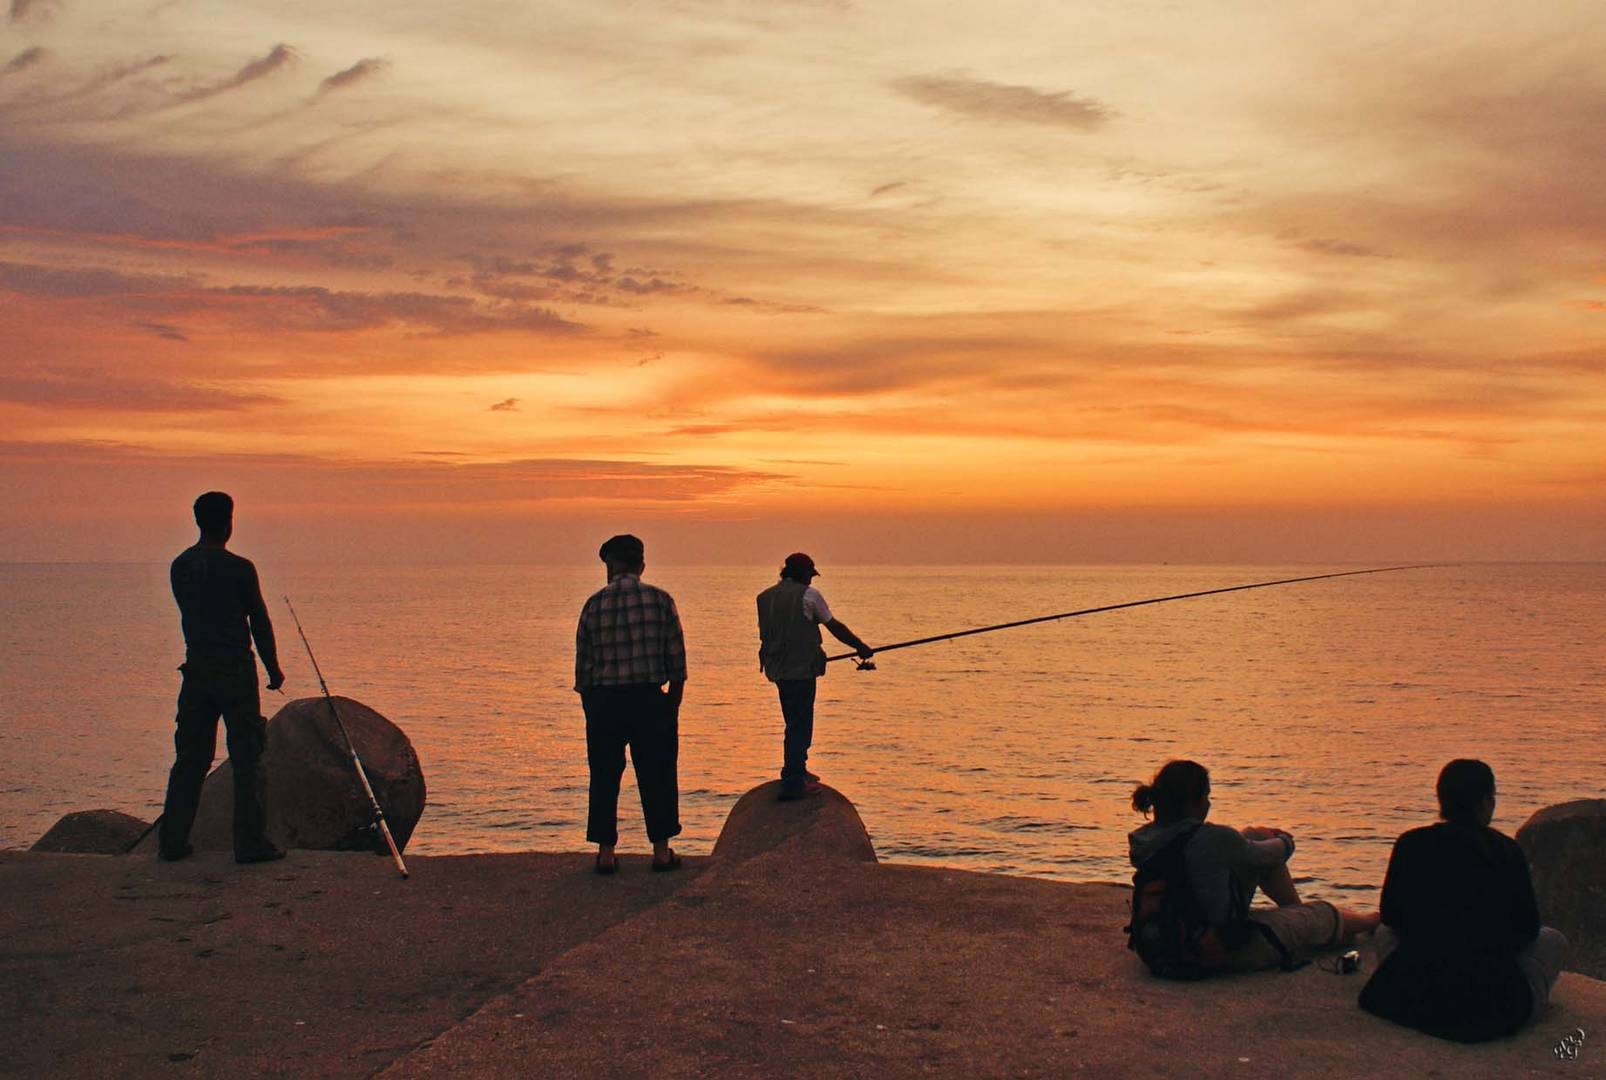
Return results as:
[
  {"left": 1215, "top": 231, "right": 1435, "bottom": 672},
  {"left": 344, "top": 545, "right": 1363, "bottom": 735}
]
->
[{"left": 574, "top": 533, "right": 686, "bottom": 873}]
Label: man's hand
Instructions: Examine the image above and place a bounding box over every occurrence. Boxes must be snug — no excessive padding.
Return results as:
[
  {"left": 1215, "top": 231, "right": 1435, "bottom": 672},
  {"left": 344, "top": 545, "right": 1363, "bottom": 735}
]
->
[
  {"left": 855, "top": 643, "right": 875, "bottom": 660},
  {"left": 266, "top": 668, "right": 286, "bottom": 693}
]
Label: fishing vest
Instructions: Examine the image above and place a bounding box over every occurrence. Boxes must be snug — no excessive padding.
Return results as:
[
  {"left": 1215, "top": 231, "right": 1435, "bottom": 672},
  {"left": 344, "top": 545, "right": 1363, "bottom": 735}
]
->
[{"left": 756, "top": 579, "right": 826, "bottom": 682}]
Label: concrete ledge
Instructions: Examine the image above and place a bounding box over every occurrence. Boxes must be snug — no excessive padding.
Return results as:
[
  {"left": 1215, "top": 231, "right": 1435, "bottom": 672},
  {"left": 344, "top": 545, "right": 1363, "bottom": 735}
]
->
[{"left": 7, "top": 785, "right": 1602, "bottom": 1079}]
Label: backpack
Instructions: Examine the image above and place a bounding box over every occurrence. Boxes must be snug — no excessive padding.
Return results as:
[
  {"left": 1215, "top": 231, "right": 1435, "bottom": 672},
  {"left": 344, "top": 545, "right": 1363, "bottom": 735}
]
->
[{"left": 1125, "top": 824, "right": 1262, "bottom": 980}]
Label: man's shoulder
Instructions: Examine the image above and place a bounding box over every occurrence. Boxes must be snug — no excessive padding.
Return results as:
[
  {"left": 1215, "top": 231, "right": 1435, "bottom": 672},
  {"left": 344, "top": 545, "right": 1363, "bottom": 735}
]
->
[
  {"left": 1393, "top": 823, "right": 1441, "bottom": 849},
  {"left": 171, "top": 545, "right": 254, "bottom": 575},
  {"left": 638, "top": 580, "right": 678, "bottom": 607}
]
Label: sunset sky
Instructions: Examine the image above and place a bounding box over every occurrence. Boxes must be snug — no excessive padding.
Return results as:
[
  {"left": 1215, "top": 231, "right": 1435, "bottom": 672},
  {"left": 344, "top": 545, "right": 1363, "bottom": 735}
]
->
[{"left": 3, "top": 0, "right": 1603, "bottom": 563}]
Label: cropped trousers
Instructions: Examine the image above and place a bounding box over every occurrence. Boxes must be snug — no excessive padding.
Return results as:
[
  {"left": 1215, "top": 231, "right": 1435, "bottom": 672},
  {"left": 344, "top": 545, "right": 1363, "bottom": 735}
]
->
[{"left": 581, "top": 683, "right": 681, "bottom": 846}]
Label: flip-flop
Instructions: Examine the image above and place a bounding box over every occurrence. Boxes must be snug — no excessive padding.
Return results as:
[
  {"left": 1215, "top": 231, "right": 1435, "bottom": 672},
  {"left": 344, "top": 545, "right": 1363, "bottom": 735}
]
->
[{"left": 650, "top": 852, "right": 682, "bottom": 872}]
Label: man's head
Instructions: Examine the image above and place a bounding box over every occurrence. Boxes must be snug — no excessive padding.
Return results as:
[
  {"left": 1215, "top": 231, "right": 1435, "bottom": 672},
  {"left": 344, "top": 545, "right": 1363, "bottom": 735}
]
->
[
  {"left": 599, "top": 533, "right": 646, "bottom": 578},
  {"left": 781, "top": 552, "right": 817, "bottom": 582},
  {"left": 193, "top": 491, "right": 234, "bottom": 542},
  {"left": 1436, "top": 758, "right": 1496, "bottom": 826}
]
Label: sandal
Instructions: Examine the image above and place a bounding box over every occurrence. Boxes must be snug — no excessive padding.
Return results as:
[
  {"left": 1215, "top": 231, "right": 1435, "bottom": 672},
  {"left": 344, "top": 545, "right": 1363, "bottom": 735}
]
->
[{"left": 650, "top": 851, "right": 682, "bottom": 872}]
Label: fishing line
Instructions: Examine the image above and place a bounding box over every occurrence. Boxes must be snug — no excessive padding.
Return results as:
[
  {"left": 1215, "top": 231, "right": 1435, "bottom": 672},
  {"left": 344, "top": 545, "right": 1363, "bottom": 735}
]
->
[{"left": 825, "top": 564, "right": 1444, "bottom": 666}]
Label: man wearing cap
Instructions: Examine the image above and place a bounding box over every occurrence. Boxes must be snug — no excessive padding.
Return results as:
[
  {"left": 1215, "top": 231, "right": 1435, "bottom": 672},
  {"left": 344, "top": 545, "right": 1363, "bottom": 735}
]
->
[
  {"left": 574, "top": 534, "right": 687, "bottom": 873},
  {"left": 757, "top": 553, "right": 873, "bottom": 801}
]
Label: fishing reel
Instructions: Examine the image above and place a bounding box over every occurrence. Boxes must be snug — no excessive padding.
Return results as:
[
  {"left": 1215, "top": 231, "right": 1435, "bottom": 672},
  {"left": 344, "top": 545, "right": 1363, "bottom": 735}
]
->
[{"left": 853, "top": 657, "right": 876, "bottom": 672}]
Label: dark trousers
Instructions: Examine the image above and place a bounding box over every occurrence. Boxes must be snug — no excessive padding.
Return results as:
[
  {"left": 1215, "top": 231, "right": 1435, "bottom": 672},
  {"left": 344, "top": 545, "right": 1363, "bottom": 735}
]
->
[
  {"left": 160, "top": 661, "right": 269, "bottom": 856},
  {"left": 581, "top": 684, "right": 681, "bottom": 846},
  {"left": 776, "top": 678, "right": 817, "bottom": 791}
]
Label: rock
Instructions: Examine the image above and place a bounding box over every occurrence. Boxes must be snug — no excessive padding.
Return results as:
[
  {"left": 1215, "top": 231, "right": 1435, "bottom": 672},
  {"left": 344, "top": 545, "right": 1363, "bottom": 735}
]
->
[
  {"left": 136, "top": 696, "right": 425, "bottom": 855},
  {"left": 31, "top": 809, "right": 153, "bottom": 854},
  {"left": 712, "top": 780, "right": 877, "bottom": 865},
  {"left": 1516, "top": 798, "right": 1606, "bottom": 979}
]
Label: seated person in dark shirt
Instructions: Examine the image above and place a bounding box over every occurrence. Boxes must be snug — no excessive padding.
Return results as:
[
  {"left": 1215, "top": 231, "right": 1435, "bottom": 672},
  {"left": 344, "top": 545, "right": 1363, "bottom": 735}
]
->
[
  {"left": 1360, "top": 759, "right": 1569, "bottom": 1042},
  {"left": 159, "top": 491, "right": 287, "bottom": 865},
  {"left": 1127, "top": 759, "right": 1379, "bottom": 975}
]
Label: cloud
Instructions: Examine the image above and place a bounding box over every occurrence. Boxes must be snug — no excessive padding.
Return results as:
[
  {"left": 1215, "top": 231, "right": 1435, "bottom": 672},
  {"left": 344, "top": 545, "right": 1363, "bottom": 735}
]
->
[
  {"left": 213, "top": 283, "right": 584, "bottom": 335},
  {"left": 892, "top": 74, "right": 1114, "bottom": 131},
  {"left": 135, "top": 320, "right": 188, "bottom": 341},
  {"left": 869, "top": 181, "right": 906, "bottom": 197},
  {"left": 489, "top": 397, "right": 519, "bottom": 411},
  {"left": 0, "top": 260, "right": 189, "bottom": 297},
  {"left": 0, "top": 370, "right": 277, "bottom": 411},
  {"left": 463, "top": 246, "right": 694, "bottom": 306},
  {"left": 2, "top": 47, "right": 45, "bottom": 75},
  {"left": 9, "top": 0, "right": 55, "bottom": 22},
  {"left": 1289, "top": 236, "right": 1387, "bottom": 258},
  {"left": 0, "top": 441, "right": 794, "bottom": 508},
  {"left": 168, "top": 44, "right": 296, "bottom": 108},
  {"left": 0, "top": 260, "right": 585, "bottom": 337},
  {"left": 316, "top": 58, "right": 389, "bottom": 96}
]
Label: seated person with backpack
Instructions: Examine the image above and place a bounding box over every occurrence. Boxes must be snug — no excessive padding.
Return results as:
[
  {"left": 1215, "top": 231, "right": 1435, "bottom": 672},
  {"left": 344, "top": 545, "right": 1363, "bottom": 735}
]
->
[
  {"left": 1358, "top": 759, "right": 1569, "bottom": 1042},
  {"left": 1126, "top": 759, "right": 1379, "bottom": 978}
]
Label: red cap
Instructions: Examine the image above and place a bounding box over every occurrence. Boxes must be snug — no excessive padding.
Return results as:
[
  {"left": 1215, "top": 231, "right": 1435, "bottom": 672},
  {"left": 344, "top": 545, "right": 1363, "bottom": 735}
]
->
[{"left": 782, "top": 552, "right": 818, "bottom": 578}]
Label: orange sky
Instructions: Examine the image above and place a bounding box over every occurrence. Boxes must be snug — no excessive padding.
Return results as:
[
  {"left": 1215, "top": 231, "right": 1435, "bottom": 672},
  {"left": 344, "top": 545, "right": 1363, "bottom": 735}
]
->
[{"left": 2, "top": 1, "right": 1603, "bottom": 562}]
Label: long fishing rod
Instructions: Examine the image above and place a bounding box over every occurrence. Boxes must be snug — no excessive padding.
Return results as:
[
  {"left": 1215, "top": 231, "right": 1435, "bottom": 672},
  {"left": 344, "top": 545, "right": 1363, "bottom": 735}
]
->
[
  {"left": 284, "top": 597, "right": 409, "bottom": 879},
  {"left": 826, "top": 564, "right": 1442, "bottom": 666}
]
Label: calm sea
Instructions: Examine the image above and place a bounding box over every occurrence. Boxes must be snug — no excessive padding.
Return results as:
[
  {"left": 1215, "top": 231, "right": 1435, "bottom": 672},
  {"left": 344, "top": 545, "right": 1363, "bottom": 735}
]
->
[{"left": 2, "top": 563, "right": 1601, "bottom": 901}]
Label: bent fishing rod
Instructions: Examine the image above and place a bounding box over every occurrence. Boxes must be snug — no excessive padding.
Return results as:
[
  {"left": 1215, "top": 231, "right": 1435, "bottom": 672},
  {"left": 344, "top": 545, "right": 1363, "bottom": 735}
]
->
[
  {"left": 826, "top": 564, "right": 1443, "bottom": 667},
  {"left": 284, "top": 597, "right": 410, "bottom": 879}
]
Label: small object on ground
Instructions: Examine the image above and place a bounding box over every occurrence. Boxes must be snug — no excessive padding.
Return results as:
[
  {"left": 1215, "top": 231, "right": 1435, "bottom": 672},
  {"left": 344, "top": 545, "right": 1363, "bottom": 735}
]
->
[{"left": 651, "top": 851, "right": 682, "bottom": 872}]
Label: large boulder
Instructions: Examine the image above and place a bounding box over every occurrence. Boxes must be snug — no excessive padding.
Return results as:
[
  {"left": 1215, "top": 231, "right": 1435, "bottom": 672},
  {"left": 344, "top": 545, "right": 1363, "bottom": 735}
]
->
[
  {"left": 137, "top": 696, "right": 425, "bottom": 855},
  {"left": 1516, "top": 798, "right": 1606, "bottom": 979},
  {"left": 712, "top": 780, "right": 877, "bottom": 865},
  {"left": 31, "top": 809, "right": 153, "bottom": 854}
]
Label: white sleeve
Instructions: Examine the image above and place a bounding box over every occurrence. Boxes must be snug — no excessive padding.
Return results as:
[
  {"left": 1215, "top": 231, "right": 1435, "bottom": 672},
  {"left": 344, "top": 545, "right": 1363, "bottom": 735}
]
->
[{"left": 802, "top": 587, "right": 832, "bottom": 624}]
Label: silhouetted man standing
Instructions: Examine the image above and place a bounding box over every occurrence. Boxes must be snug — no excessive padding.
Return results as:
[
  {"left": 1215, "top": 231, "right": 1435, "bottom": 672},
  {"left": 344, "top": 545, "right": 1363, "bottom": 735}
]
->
[
  {"left": 159, "top": 492, "right": 286, "bottom": 864},
  {"left": 574, "top": 534, "right": 686, "bottom": 873},
  {"left": 757, "top": 553, "right": 872, "bottom": 801}
]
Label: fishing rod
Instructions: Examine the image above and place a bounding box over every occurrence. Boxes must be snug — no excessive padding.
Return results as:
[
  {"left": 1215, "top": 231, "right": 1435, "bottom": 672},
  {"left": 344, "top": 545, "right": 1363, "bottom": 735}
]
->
[
  {"left": 826, "top": 564, "right": 1442, "bottom": 667},
  {"left": 284, "top": 597, "right": 409, "bottom": 879}
]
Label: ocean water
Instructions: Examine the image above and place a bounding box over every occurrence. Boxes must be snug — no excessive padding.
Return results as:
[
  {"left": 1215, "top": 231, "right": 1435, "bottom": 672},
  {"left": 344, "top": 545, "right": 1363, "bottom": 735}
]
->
[{"left": 1, "top": 562, "right": 1601, "bottom": 904}]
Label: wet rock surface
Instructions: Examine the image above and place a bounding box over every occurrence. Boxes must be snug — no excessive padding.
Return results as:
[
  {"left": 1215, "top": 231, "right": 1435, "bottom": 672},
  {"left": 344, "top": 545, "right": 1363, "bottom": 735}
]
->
[
  {"left": 1517, "top": 798, "right": 1606, "bottom": 980},
  {"left": 30, "top": 809, "right": 153, "bottom": 854}
]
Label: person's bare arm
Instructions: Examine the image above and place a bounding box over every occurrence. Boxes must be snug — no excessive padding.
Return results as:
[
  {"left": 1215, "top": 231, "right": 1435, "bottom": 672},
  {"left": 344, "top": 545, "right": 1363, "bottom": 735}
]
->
[{"left": 824, "top": 618, "right": 874, "bottom": 659}]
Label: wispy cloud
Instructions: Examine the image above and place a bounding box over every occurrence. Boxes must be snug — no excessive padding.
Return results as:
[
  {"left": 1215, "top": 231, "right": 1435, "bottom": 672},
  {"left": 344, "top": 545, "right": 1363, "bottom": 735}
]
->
[
  {"left": 134, "top": 320, "right": 188, "bottom": 341},
  {"left": 316, "top": 57, "right": 389, "bottom": 96},
  {"left": 0, "top": 260, "right": 585, "bottom": 337},
  {"left": 9, "top": 0, "right": 55, "bottom": 23},
  {"left": 166, "top": 44, "right": 297, "bottom": 108},
  {"left": 892, "top": 74, "right": 1114, "bottom": 131},
  {"left": 489, "top": 397, "right": 519, "bottom": 411},
  {"left": 0, "top": 441, "right": 794, "bottom": 507},
  {"left": 2, "top": 46, "right": 45, "bottom": 75},
  {"left": 0, "top": 260, "right": 188, "bottom": 297},
  {"left": 0, "top": 370, "right": 276, "bottom": 411}
]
